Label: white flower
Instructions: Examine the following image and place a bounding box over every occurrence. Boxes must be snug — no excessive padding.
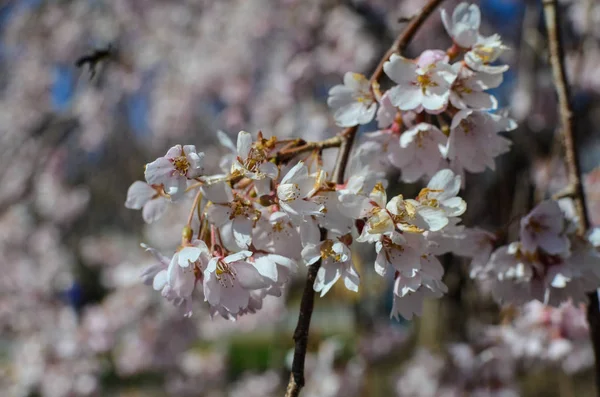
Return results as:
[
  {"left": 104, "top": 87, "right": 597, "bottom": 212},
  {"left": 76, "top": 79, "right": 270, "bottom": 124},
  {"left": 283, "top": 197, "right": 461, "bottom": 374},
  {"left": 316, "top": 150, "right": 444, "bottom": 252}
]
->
[
  {"left": 167, "top": 241, "right": 211, "bottom": 315},
  {"left": 143, "top": 241, "right": 209, "bottom": 316},
  {"left": 327, "top": 72, "right": 376, "bottom": 127},
  {"left": 302, "top": 239, "right": 360, "bottom": 297},
  {"left": 390, "top": 254, "right": 447, "bottom": 320},
  {"left": 520, "top": 200, "right": 569, "bottom": 255},
  {"left": 356, "top": 183, "right": 395, "bottom": 243},
  {"left": 203, "top": 251, "right": 270, "bottom": 316},
  {"left": 450, "top": 63, "right": 502, "bottom": 110},
  {"left": 465, "top": 34, "right": 509, "bottom": 74},
  {"left": 446, "top": 109, "right": 516, "bottom": 174},
  {"left": 374, "top": 231, "right": 423, "bottom": 277},
  {"left": 383, "top": 52, "right": 457, "bottom": 113},
  {"left": 231, "top": 131, "right": 279, "bottom": 196},
  {"left": 441, "top": 2, "right": 481, "bottom": 48},
  {"left": 277, "top": 162, "right": 324, "bottom": 217},
  {"left": 125, "top": 181, "right": 168, "bottom": 223},
  {"left": 144, "top": 145, "right": 204, "bottom": 201},
  {"left": 416, "top": 169, "right": 467, "bottom": 218},
  {"left": 313, "top": 190, "right": 355, "bottom": 236},
  {"left": 203, "top": 181, "right": 258, "bottom": 250},
  {"left": 389, "top": 123, "right": 447, "bottom": 183},
  {"left": 253, "top": 211, "right": 302, "bottom": 259},
  {"left": 479, "top": 239, "right": 600, "bottom": 307},
  {"left": 386, "top": 169, "right": 466, "bottom": 233}
]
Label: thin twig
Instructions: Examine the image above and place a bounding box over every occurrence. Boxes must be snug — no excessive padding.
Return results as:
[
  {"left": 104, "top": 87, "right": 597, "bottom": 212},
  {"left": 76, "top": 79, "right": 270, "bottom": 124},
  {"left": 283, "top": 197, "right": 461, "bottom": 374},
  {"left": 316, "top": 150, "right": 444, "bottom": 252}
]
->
[
  {"left": 276, "top": 135, "right": 343, "bottom": 163},
  {"left": 542, "top": 1, "right": 599, "bottom": 395},
  {"left": 284, "top": 1, "right": 446, "bottom": 396}
]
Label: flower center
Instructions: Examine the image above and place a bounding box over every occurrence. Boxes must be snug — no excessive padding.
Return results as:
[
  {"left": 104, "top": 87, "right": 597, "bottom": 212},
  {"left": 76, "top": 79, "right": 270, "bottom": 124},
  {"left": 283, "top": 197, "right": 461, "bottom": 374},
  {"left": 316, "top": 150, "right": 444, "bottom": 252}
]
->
[
  {"left": 173, "top": 156, "right": 190, "bottom": 176},
  {"left": 417, "top": 188, "right": 443, "bottom": 207},
  {"left": 215, "top": 260, "right": 236, "bottom": 287},
  {"left": 319, "top": 240, "right": 343, "bottom": 262},
  {"left": 368, "top": 208, "right": 394, "bottom": 234},
  {"left": 459, "top": 119, "right": 475, "bottom": 134},
  {"left": 476, "top": 46, "right": 495, "bottom": 63},
  {"left": 272, "top": 221, "right": 285, "bottom": 232},
  {"left": 416, "top": 74, "right": 438, "bottom": 93}
]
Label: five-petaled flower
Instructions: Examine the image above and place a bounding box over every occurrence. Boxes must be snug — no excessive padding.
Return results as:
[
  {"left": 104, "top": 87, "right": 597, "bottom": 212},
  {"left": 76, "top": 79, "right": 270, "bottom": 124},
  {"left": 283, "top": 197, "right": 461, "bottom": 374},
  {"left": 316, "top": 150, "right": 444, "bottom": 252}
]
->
[
  {"left": 145, "top": 145, "right": 204, "bottom": 201},
  {"left": 327, "top": 72, "right": 377, "bottom": 127},
  {"left": 383, "top": 51, "right": 457, "bottom": 113}
]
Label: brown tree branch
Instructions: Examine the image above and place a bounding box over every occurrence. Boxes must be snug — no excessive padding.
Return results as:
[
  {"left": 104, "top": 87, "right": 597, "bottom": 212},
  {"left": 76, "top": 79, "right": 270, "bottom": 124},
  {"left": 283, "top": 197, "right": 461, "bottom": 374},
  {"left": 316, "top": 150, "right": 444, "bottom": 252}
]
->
[
  {"left": 276, "top": 135, "right": 343, "bottom": 163},
  {"left": 285, "top": 1, "right": 446, "bottom": 395},
  {"left": 542, "top": 1, "right": 599, "bottom": 395}
]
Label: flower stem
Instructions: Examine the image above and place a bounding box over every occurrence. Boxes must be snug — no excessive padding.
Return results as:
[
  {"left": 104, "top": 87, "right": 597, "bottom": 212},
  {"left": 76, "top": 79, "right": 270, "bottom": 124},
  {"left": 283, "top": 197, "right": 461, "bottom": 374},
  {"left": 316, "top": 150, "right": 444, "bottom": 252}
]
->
[{"left": 183, "top": 190, "right": 203, "bottom": 244}]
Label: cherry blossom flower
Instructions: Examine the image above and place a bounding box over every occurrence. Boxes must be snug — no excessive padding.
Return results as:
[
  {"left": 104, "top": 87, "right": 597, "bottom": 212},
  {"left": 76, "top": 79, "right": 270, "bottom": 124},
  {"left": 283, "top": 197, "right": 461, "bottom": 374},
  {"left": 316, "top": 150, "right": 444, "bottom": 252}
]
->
[
  {"left": 125, "top": 181, "right": 168, "bottom": 224},
  {"left": 479, "top": 238, "right": 600, "bottom": 307},
  {"left": 231, "top": 131, "right": 279, "bottom": 196},
  {"left": 144, "top": 145, "right": 205, "bottom": 201},
  {"left": 202, "top": 179, "right": 260, "bottom": 250},
  {"left": 441, "top": 2, "right": 481, "bottom": 49},
  {"left": 203, "top": 251, "right": 270, "bottom": 316},
  {"left": 383, "top": 51, "right": 457, "bottom": 113},
  {"left": 253, "top": 211, "right": 302, "bottom": 259},
  {"left": 446, "top": 109, "right": 516, "bottom": 174},
  {"left": 374, "top": 231, "right": 423, "bottom": 277},
  {"left": 327, "top": 72, "right": 376, "bottom": 127},
  {"left": 277, "top": 162, "right": 324, "bottom": 217},
  {"left": 450, "top": 63, "right": 502, "bottom": 110},
  {"left": 388, "top": 122, "right": 447, "bottom": 183},
  {"left": 386, "top": 169, "right": 465, "bottom": 233},
  {"left": 465, "top": 34, "right": 509, "bottom": 74},
  {"left": 520, "top": 200, "right": 570, "bottom": 255},
  {"left": 391, "top": 254, "right": 447, "bottom": 320},
  {"left": 302, "top": 238, "right": 360, "bottom": 297},
  {"left": 355, "top": 183, "right": 395, "bottom": 243},
  {"left": 143, "top": 241, "right": 209, "bottom": 316},
  {"left": 415, "top": 168, "right": 467, "bottom": 219}
]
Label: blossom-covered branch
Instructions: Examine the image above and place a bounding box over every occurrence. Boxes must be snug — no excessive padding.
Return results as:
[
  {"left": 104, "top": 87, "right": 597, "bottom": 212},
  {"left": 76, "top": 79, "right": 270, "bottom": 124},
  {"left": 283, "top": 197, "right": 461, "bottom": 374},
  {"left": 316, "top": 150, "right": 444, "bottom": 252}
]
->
[{"left": 121, "top": 1, "right": 600, "bottom": 395}]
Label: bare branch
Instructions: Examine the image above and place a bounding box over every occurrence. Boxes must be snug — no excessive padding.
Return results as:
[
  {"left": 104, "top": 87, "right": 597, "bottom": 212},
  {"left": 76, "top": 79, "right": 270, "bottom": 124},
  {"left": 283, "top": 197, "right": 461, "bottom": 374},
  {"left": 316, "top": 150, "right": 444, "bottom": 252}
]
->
[{"left": 542, "top": 1, "right": 599, "bottom": 395}]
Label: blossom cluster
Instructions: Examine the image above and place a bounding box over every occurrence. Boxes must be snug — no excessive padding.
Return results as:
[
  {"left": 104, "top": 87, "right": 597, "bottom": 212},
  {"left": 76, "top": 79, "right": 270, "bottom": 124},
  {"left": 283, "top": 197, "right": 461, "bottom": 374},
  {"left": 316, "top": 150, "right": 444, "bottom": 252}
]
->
[
  {"left": 328, "top": 2, "right": 516, "bottom": 182},
  {"left": 125, "top": 2, "right": 600, "bottom": 323},
  {"left": 469, "top": 200, "right": 600, "bottom": 306},
  {"left": 127, "top": 128, "right": 468, "bottom": 320}
]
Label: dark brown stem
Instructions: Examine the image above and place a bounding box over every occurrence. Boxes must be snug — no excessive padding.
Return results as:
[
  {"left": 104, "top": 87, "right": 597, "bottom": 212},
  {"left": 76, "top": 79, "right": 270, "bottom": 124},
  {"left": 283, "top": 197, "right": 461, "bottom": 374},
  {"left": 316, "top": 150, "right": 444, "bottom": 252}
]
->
[
  {"left": 332, "top": 126, "right": 358, "bottom": 184},
  {"left": 542, "top": 1, "right": 599, "bottom": 395},
  {"left": 284, "top": 1, "right": 446, "bottom": 395},
  {"left": 285, "top": 263, "right": 321, "bottom": 397}
]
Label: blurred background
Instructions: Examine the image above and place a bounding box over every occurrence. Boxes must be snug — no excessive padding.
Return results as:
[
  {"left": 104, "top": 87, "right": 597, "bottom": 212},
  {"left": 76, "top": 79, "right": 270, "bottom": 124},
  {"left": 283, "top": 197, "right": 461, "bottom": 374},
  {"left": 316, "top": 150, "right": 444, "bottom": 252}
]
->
[{"left": 0, "top": 0, "right": 599, "bottom": 395}]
